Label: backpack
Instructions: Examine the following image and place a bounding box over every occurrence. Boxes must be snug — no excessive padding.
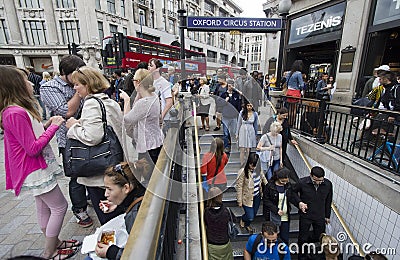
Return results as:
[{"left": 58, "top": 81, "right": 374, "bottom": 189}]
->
[{"left": 250, "top": 233, "right": 285, "bottom": 260}]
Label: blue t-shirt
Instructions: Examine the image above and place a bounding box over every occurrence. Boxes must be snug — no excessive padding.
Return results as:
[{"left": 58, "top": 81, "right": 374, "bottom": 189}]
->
[{"left": 245, "top": 234, "right": 291, "bottom": 260}]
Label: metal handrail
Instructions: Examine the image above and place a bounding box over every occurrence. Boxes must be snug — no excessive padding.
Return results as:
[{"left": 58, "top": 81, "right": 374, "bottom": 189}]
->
[
  {"left": 121, "top": 116, "right": 180, "bottom": 259},
  {"left": 269, "top": 99, "right": 365, "bottom": 256},
  {"left": 192, "top": 102, "right": 209, "bottom": 259},
  {"left": 294, "top": 142, "right": 365, "bottom": 257}
]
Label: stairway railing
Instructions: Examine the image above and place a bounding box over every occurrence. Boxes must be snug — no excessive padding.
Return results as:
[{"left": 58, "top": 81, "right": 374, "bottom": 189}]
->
[
  {"left": 192, "top": 102, "right": 209, "bottom": 260},
  {"left": 294, "top": 144, "right": 365, "bottom": 257}
]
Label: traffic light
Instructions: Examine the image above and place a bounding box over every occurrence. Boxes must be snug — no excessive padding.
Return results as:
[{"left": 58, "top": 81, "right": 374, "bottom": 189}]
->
[
  {"left": 71, "top": 43, "right": 81, "bottom": 55},
  {"left": 117, "top": 33, "right": 128, "bottom": 58}
]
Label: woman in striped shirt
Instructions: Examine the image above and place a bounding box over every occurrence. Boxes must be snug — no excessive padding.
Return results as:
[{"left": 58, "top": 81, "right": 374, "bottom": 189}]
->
[{"left": 235, "top": 153, "right": 267, "bottom": 233}]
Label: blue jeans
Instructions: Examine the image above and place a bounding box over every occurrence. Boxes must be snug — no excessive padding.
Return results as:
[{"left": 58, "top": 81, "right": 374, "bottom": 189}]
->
[
  {"left": 266, "top": 159, "right": 280, "bottom": 180},
  {"left": 280, "top": 220, "right": 290, "bottom": 245},
  {"left": 242, "top": 193, "right": 261, "bottom": 227},
  {"left": 222, "top": 117, "right": 237, "bottom": 148}
]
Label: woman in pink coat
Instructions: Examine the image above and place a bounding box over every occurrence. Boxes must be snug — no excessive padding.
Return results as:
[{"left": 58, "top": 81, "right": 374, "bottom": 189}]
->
[{"left": 0, "top": 65, "right": 79, "bottom": 259}]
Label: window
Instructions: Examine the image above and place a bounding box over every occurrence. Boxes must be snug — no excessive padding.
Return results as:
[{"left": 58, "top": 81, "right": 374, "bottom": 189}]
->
[
  {"left": 206, "top": 33, "right": 214, "bottom": 46},
  {"left": 162, "top": 16, "right": 166, "bottom": 31},
  {"left": 251, "top": 64, "right": 260, "bottom": 71},
  {"left": 98, "top": 21, "right": 104, "bottom": 40},
  {"left": 110, "top": 24, "right": 118, "bottom": 34},
  {"left": 139, "top": 9, "right": 146, "bottom": 26},
  {"left": 168, "top": 0, "right": 174, "bottom": 12},
  {"left": 220, "top": 37, "right": 226, "bottom": 49},
  {"left": 207, "top": 50, "right": 217, "bottom": 63},
  {"left": 107, "top": 0, "right": 116, "bottom": 14},
  {"left": 220, "top": 53, "right": 228, "bottom": 64},
  {"left": 149, "top": 12, "right": 154, "bottom": 28},
  {"left": 168, "top": 19, "right": 175, "bottom": 34},
  {"left": 56, "top": 0, "right": 76, "bottom": 8},
  {"left": 123, "top": 27, "right": 127, "bottom": 35},
  {"left": 95, "top": 0, "right": 101, "bottom": 10},
  {"left": 204, "top": 1, "right": 213, "bottom": 13},
  {"left": 19, "top": 0, "right": 41, "bottom": 8},
  {"left": 59, "top": 20, "right": 80, "bottom": 44},
  {"left": 120, "top": 0, "right": 125, "bottom": 16},
  {"left": 24, "top": 20, "right": 47, "bottom": 44},
  {"left": 0, "top": 20, "right": 10, "bottom": 44}
]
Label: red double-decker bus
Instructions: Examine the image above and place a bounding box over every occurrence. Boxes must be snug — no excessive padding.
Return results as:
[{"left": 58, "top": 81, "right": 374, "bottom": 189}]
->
[{"left": 102, "top": 35, "right": 206, "bottom": 76}]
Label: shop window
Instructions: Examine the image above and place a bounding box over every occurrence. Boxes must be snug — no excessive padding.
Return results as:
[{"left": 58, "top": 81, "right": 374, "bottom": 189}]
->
[
  {"left": 24, "top": 20, "right": 47, "bottom": 45},
  {"left": 60, "top": 20, "right": 80, "bottom": 44}
]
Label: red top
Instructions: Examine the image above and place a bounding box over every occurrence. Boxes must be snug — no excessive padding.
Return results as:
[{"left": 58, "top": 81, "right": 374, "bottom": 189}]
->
[{"left": 200, "top": 152, "right": 228, "bottom": 185}]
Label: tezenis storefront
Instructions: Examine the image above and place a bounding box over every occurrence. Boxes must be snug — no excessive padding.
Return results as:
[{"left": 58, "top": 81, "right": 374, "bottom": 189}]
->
[{"left": 285, "top": 1, "right": 346, "bottom": 85}]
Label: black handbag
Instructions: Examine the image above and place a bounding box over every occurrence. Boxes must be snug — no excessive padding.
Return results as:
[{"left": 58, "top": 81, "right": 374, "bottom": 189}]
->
[
  {"left": 227, "top": 207, "right": 239, "bottom": 239},
  {"left": 65, "top": 96, "right": 123, "bottom": 178}
]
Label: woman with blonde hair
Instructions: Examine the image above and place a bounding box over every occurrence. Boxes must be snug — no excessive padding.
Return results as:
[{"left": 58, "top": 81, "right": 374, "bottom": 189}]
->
[
  {"left": 0, "top": 65, "right": 79, "bottom": 259},
  {"left": 204, "top": 187, "right": 234, "bottom": 260},
  {"left": 66, "top": 66, "right": 124, "bottom": 225},
  {"left": 120, "top": 68, "right": 163, "bottom": 165},
  {"left": 257, "top": 121, "right": 283, "bottom": 180},
  {"left": 317, "top": 233, "right": 342, "bottom": 260}
]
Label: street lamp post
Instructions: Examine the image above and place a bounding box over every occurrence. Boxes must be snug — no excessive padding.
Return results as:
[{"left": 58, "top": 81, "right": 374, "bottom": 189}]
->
[
  {"left": 178, "top": 9, "right": 187, "bottom": 92},
  {"left": 276, "top": 0, "right": 292, "bottom": 87},
  {"left": 139, "top": 11, "right": 144, "bottom": 38}
]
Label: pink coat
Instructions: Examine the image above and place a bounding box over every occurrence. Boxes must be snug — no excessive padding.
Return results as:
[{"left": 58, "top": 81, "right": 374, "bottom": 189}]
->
[{"left": 2, "top": 106, "right": 59, "bottom": 196}]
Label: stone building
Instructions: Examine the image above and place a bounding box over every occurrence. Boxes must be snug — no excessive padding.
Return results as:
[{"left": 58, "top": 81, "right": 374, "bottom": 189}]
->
[{"left": 0, "top": 0, "right": 245, "bottom": 75}]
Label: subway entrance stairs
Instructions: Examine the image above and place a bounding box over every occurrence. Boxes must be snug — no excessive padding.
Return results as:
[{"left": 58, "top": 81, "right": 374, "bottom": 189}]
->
[{"left": 196, "top": 130, "right": 300, "bottom": 259}]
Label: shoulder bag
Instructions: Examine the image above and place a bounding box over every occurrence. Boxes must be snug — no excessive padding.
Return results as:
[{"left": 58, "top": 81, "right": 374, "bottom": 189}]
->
[
  {"left": 65, "top": 96, "right": 124, "bottom": 178},
  {"left": 227, "top": 207, "right": 239, "bottom": 239}
]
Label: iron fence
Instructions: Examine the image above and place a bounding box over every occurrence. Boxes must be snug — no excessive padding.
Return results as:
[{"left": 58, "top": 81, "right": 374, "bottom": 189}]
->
[{"left": 279, "top": 96, "right": 400, "bottom": 175}]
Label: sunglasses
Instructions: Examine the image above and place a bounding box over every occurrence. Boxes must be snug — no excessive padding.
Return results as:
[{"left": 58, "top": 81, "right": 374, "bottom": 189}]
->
[
  {"left": 114, "top": 164, "right": 129, "bottom": 182},
  {"left": 76, "top": 67, "right": 86, "bottom": 76}
]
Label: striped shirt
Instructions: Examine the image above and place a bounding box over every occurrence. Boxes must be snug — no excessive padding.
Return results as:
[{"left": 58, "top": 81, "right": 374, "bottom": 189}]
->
[
  {"left": 253, "top": 171, "right": 261, "bottom": 196},
  {"left": 40, "top": 76, "right": 77, "bottom": 148}
]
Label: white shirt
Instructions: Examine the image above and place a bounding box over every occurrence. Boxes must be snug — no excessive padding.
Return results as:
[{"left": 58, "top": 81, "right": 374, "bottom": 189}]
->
[{"left": 153, "top": 76, "right": 172, "bottom": 120}]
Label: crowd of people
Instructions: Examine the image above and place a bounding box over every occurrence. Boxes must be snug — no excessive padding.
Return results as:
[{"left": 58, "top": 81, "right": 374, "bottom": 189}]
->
[{"left": 0, "top": 55, "right": 391, "bottom": 260}]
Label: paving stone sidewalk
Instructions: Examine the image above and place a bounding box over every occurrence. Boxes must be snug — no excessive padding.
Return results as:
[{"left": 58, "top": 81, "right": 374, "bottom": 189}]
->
[{"left": 0, "top": 137, "right": 100, "bottom": 259}]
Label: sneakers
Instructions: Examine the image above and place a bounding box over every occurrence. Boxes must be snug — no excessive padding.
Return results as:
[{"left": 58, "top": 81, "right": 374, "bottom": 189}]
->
[{"left": 74, "top": 209, "right": 93, "bottom": 228}]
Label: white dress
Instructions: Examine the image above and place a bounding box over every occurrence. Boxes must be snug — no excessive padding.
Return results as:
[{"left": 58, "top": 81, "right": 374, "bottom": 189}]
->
[{"left": 21, "top": 114, "right": 63, "bottom": 196}]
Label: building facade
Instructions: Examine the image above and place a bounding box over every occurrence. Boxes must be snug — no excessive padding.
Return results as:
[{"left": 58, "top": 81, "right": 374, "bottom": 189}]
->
[
  {"left": 262, "top": 0, "right": 400, "bottom": 104},
  {"left": 0, "top": 0, "right": 245, "bottom": 75}
]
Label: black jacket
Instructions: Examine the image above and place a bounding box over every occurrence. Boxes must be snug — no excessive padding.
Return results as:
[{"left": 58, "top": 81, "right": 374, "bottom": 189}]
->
[
  {"left": 262, "top": 182, "right": 298, "bottom": 221},
  {"left": 204, "top": 204, "right": 231, "bottom": 245},
  {"left": 292, "top": 176, "right": 333, "bottom": 221}
]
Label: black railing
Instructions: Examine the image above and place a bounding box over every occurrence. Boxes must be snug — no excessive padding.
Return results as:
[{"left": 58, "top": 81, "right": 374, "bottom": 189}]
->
[{"left": 280, "top": 96, "right": 400, "bottom": 175}]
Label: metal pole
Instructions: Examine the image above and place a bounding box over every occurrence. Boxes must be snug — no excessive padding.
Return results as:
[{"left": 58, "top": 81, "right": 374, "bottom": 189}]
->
[
  {"left": 276, "top": 14, "right": 287, "bottom": 87},
  {"left": 178, "top": 9, "right": 187, "bottom": 92}
]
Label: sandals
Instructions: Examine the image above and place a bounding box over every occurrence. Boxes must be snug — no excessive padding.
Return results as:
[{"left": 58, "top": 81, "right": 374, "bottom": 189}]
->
[
  {"left": 57, "top": 239, "right": 82, "bottom": 250},
  {"left": 49, "top": 247, "right": 78, "bottom": 260},
  {"left": 205, "top": 126, "right": 210, "bottom": 131},
  {"left": 245, "top": 225, "right": 255, "bottom": 234},
  {"left": 199, "top": 126, "right": 204, "bottom": 130}
]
